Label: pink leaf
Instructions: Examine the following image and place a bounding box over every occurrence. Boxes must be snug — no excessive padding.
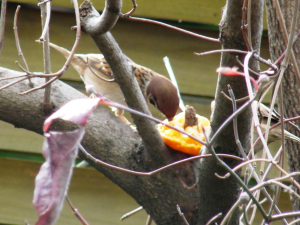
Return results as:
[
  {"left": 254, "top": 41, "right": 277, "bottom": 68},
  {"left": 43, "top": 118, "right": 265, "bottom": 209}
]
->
[
  {"left": 216, "top": 67, "right": 259, "bottom": 90},
  {"left": 43, "top": 98, "right": 101, "bottom": 132},
  {"left": 33, "top": 128, "right": 85, "bottom": 225}
]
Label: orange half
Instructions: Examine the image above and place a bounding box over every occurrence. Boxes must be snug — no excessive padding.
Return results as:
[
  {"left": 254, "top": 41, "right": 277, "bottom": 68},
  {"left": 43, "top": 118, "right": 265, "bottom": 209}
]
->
[{"left": 157, "top": 112, "right": 210, "bottom": 155}]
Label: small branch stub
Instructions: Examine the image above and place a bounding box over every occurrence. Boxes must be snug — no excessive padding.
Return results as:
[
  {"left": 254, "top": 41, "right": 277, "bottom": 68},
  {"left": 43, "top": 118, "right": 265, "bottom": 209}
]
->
[{"left": 184, "top": 105, "right": 198, "bottom": 129}]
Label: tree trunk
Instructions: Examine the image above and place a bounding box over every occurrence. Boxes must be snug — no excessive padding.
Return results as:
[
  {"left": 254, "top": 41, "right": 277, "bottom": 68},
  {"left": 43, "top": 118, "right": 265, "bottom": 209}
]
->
[
  {"left": 197, "top": 0, "right": 264, "bottom": 224},
  {"left": 266, "top": 0, "right": 300, "bottom": 219}
]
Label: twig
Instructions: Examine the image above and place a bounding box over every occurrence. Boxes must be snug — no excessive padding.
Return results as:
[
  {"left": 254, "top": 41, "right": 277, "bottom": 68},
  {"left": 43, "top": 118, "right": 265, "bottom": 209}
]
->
[
  {"left": 271, "top": 211, "right": 300, "bottom": 222},
  {"left": 195, "top": 49, "right": 248, "bottom": 56},
  {"left": 205, "top": 213, "right": 222, "bottom": 225},
  {"left": 126, "top": 16, "right": 220, "bottom": 43},
  {"left": 18, "top": 0, "right": 82, "bottom": 95},
  {"left": 37, "top": 0, "right": 52, "bottom": 6},
  {"left": 195, "top": 49, "right": 278, "bottom": 72},
  {"left": 39, "top": 1, "right": 51, "bottom": 42},
  {"left": 119, "top": 0, "right": 137, "bottom": 18},
  {"left": 65, "top": 195, "right": 90, "bottom": 225},
  {"left": 13, "top": 5, "right": 33, "bottom": 87},
  {"left": 210, "top": 96, "right": 255, "bottom": 145},
  {"left": 288, "top": 217, "right": 300, "bottom": 225},
  {"left": 145, "top": 215, "right": 153, "bottom": 225},
  {"left": 80, "top": 143, "right": 242, "bottom": 177},
  {"left": 39, "top": 0, "right": 52, "bottom": 113},
  {"left": 241, "top": 0, "right": 252, "bottom": 51},
  {"left": 235, "top": 55, "right": 261, "bottom": 77},
  {"left": 176, "top": 172, "right": 198, "bottom": 190},
  {"left": 0, "top": 0, "right": 7, "bottom": 55},
  {"left": 246, "top": 0, "right": 252, "bottom": 50},
  {"left": 228, "top": 85, "right": 246, "bottom": 160},
  {"left": 250, "top": 180, "right": 300, "bottom": 199},
  {"left": 176, "top": 204, "right": 189, "bottom": 225},
  {"left": 242, "top": 204, "right": 250, "bottom": 225},
  {"left": 220, "top": 91, "right": 249, "bottom": 103},
  {"left": 0, "top": 77, "right": 29, "bottom": 91},
  {"left": 120, "top": 206, "right": 143, "bottom": 221}
]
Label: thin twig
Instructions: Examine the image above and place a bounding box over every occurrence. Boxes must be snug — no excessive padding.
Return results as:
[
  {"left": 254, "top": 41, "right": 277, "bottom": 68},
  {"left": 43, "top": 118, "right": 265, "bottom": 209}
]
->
[
  {"left": 37, "top": 0, "right": 52, "bottom": 6},
  {"left": 176, "top": 172, "right": 198, "bottom": 190},
  {"left": 145, "top": 215, "right": 153, "bottom": 225},
  {"left": 65, "top": 195, "right": 90, "bottom": 225},
  {"left": 13, "top": 5, "right": 33, "bottom": 87},
  {"left": 119, "top": 0, "right": 137, "bottom": 17},
  {"left": 120, "top": 206, "right": 143, "bottom": 221},
  {"left": 176, "top": 204, "right": 189, "bottom": 225},
  {"left": 126, "top": 16, "right": 220, "bottom": 43},
  {"left": 205, "top": 213, "right": 222, "bottom": 225},
  {"left": 228, "top": 85, "right": 246, "bottom": 160},
  {"left": 39, "top": 1, "right": 51, "bottom": 42},
  {"left": 196, "top": 49, "right": 278, "bottom": 72},
  {"left": 288, "top": 217, "right": 300, "bottom": 225},
  {"left": 0, "top": 77, "right": 28, "bottom": 91},
  {"left": 39, "top": 0, "right": 52, "bottom": 113},
  {"left": 19, "top": 0, "right": 82, "bottom": 95},
  {"left": 271, "top": 211, "right": 300, "bottom": 222},
  {"left": 80, "top": 143, "right": 242, "bottom": 176},
  {"left": 0, "top": 0, "right": 7, "bottom": 55},
  {"left": 195, "top": 49, "right": 247, "bottom": 56},
  {"left": 241, "top": 0, "right": 252, "bottom": 51},
  {"left": 243, "top": 204, "right": 250, "bottom": 225},
  {"left": 246, "top": 0, "right": 252, "bottom": 50}
]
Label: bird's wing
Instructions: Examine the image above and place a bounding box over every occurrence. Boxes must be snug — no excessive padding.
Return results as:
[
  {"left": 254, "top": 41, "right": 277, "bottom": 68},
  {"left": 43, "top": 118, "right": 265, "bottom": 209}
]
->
[
  {"left": 86, "top": 55, "right": 115, "bottom": 82},
  {"left": 257, "top": 102, "right": 280, "bottom": 122}
]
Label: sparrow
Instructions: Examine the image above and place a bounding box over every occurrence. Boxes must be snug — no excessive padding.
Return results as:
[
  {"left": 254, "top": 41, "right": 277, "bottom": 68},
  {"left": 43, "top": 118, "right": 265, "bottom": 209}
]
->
[
  {"left": 253, "top": 101, "right": 300, "bottom": 153},
  {"left": 47, "top": 42, "right": 180, "bottom": 123},
  {"left": 210, "top": 100, "right": 300, "bottom": 153}
]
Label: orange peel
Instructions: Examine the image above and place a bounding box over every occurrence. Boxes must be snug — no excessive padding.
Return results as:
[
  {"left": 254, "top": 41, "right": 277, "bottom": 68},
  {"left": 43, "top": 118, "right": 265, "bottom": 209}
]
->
[{"left": 157, "top": 112, "right": 210, "bottom": 155}]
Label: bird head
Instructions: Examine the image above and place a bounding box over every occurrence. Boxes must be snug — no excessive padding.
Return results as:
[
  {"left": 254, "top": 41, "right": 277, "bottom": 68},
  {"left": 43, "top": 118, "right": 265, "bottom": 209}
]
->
[{"left": 146, "top": 76, "right": 180, "bottom": 121}]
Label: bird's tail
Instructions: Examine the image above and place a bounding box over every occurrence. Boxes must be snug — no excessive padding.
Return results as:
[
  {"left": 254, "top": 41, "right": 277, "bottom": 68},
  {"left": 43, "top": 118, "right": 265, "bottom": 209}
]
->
[
  {"left": 36, "top": 40, "right": 71, "bottom": 58},
  {"left": 284, "top": 130, "right": 300, "bottom": 144},
  {"left": 49, "top": 42, "right": 71, "bottom": 58}
]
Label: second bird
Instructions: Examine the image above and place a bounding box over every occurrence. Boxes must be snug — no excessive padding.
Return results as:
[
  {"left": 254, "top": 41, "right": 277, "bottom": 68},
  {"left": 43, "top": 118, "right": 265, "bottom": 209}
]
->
[{"left": 48, "top": 43, "right": 180, "bottom": 123}]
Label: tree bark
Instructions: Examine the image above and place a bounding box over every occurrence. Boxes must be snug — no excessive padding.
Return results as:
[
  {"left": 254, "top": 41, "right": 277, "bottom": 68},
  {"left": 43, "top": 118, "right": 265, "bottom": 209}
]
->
[
  {"left": 266, "top": 0, "right": 300, "bottom": 218},
  {"left": 197, "top": 0, "right": 264, "bottom": 224}
]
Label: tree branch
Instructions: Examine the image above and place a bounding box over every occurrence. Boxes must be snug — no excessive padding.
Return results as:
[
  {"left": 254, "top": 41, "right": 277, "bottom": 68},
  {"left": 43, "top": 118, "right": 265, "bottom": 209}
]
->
[{"left": 0, "top": 67, "right": 199, "bottom": 224}]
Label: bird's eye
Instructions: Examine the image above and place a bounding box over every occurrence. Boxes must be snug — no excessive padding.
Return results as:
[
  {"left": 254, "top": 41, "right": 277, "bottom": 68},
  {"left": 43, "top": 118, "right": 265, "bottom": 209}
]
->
[{"left": 148, "top": 95, "right": 158, "bottom": 108}]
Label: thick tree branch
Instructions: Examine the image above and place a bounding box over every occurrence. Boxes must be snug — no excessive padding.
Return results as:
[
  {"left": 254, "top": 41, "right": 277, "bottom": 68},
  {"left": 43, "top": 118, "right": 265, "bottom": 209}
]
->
[
  {"left": 0, "top": 67, "right": 199, "bottom": 224},
  {"left": 198, "top": 0, "right": 264, "bottom": 224}
]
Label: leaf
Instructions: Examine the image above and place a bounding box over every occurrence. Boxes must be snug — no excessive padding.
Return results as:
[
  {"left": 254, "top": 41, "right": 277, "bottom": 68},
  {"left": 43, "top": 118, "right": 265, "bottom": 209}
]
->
[
  {"left": 216, "top": 66, "right": 259, "bottom": 90},
  {"left": 43, "top": 98, "right": 101, "bottom": 132},
  {"left": 33, "top": 128, "right": 85, "bottom": 225}
]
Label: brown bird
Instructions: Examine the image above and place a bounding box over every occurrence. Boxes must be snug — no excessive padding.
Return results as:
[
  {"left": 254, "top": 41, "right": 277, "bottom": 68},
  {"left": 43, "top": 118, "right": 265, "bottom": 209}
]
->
[
  {"left": 210, "top": 100, "right": 300, "bottom": 153},
  {"left": 253, "top": 101, "right": 300, "bottom": 153},
  {"left": 48, "top": 42, "right": 180, "bottom": 123}
]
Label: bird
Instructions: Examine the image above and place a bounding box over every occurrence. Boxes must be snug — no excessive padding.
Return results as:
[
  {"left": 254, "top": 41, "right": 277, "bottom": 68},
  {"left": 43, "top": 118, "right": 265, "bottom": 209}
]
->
[
  {"left": 253, "top": 101, "right": 300, "bottom": 153},
  {"left": 210, "top": 100, "right": 300, "bottom": 153},
  {"left": 47, "top": 42, "right": 180, "bottom": 123}
]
